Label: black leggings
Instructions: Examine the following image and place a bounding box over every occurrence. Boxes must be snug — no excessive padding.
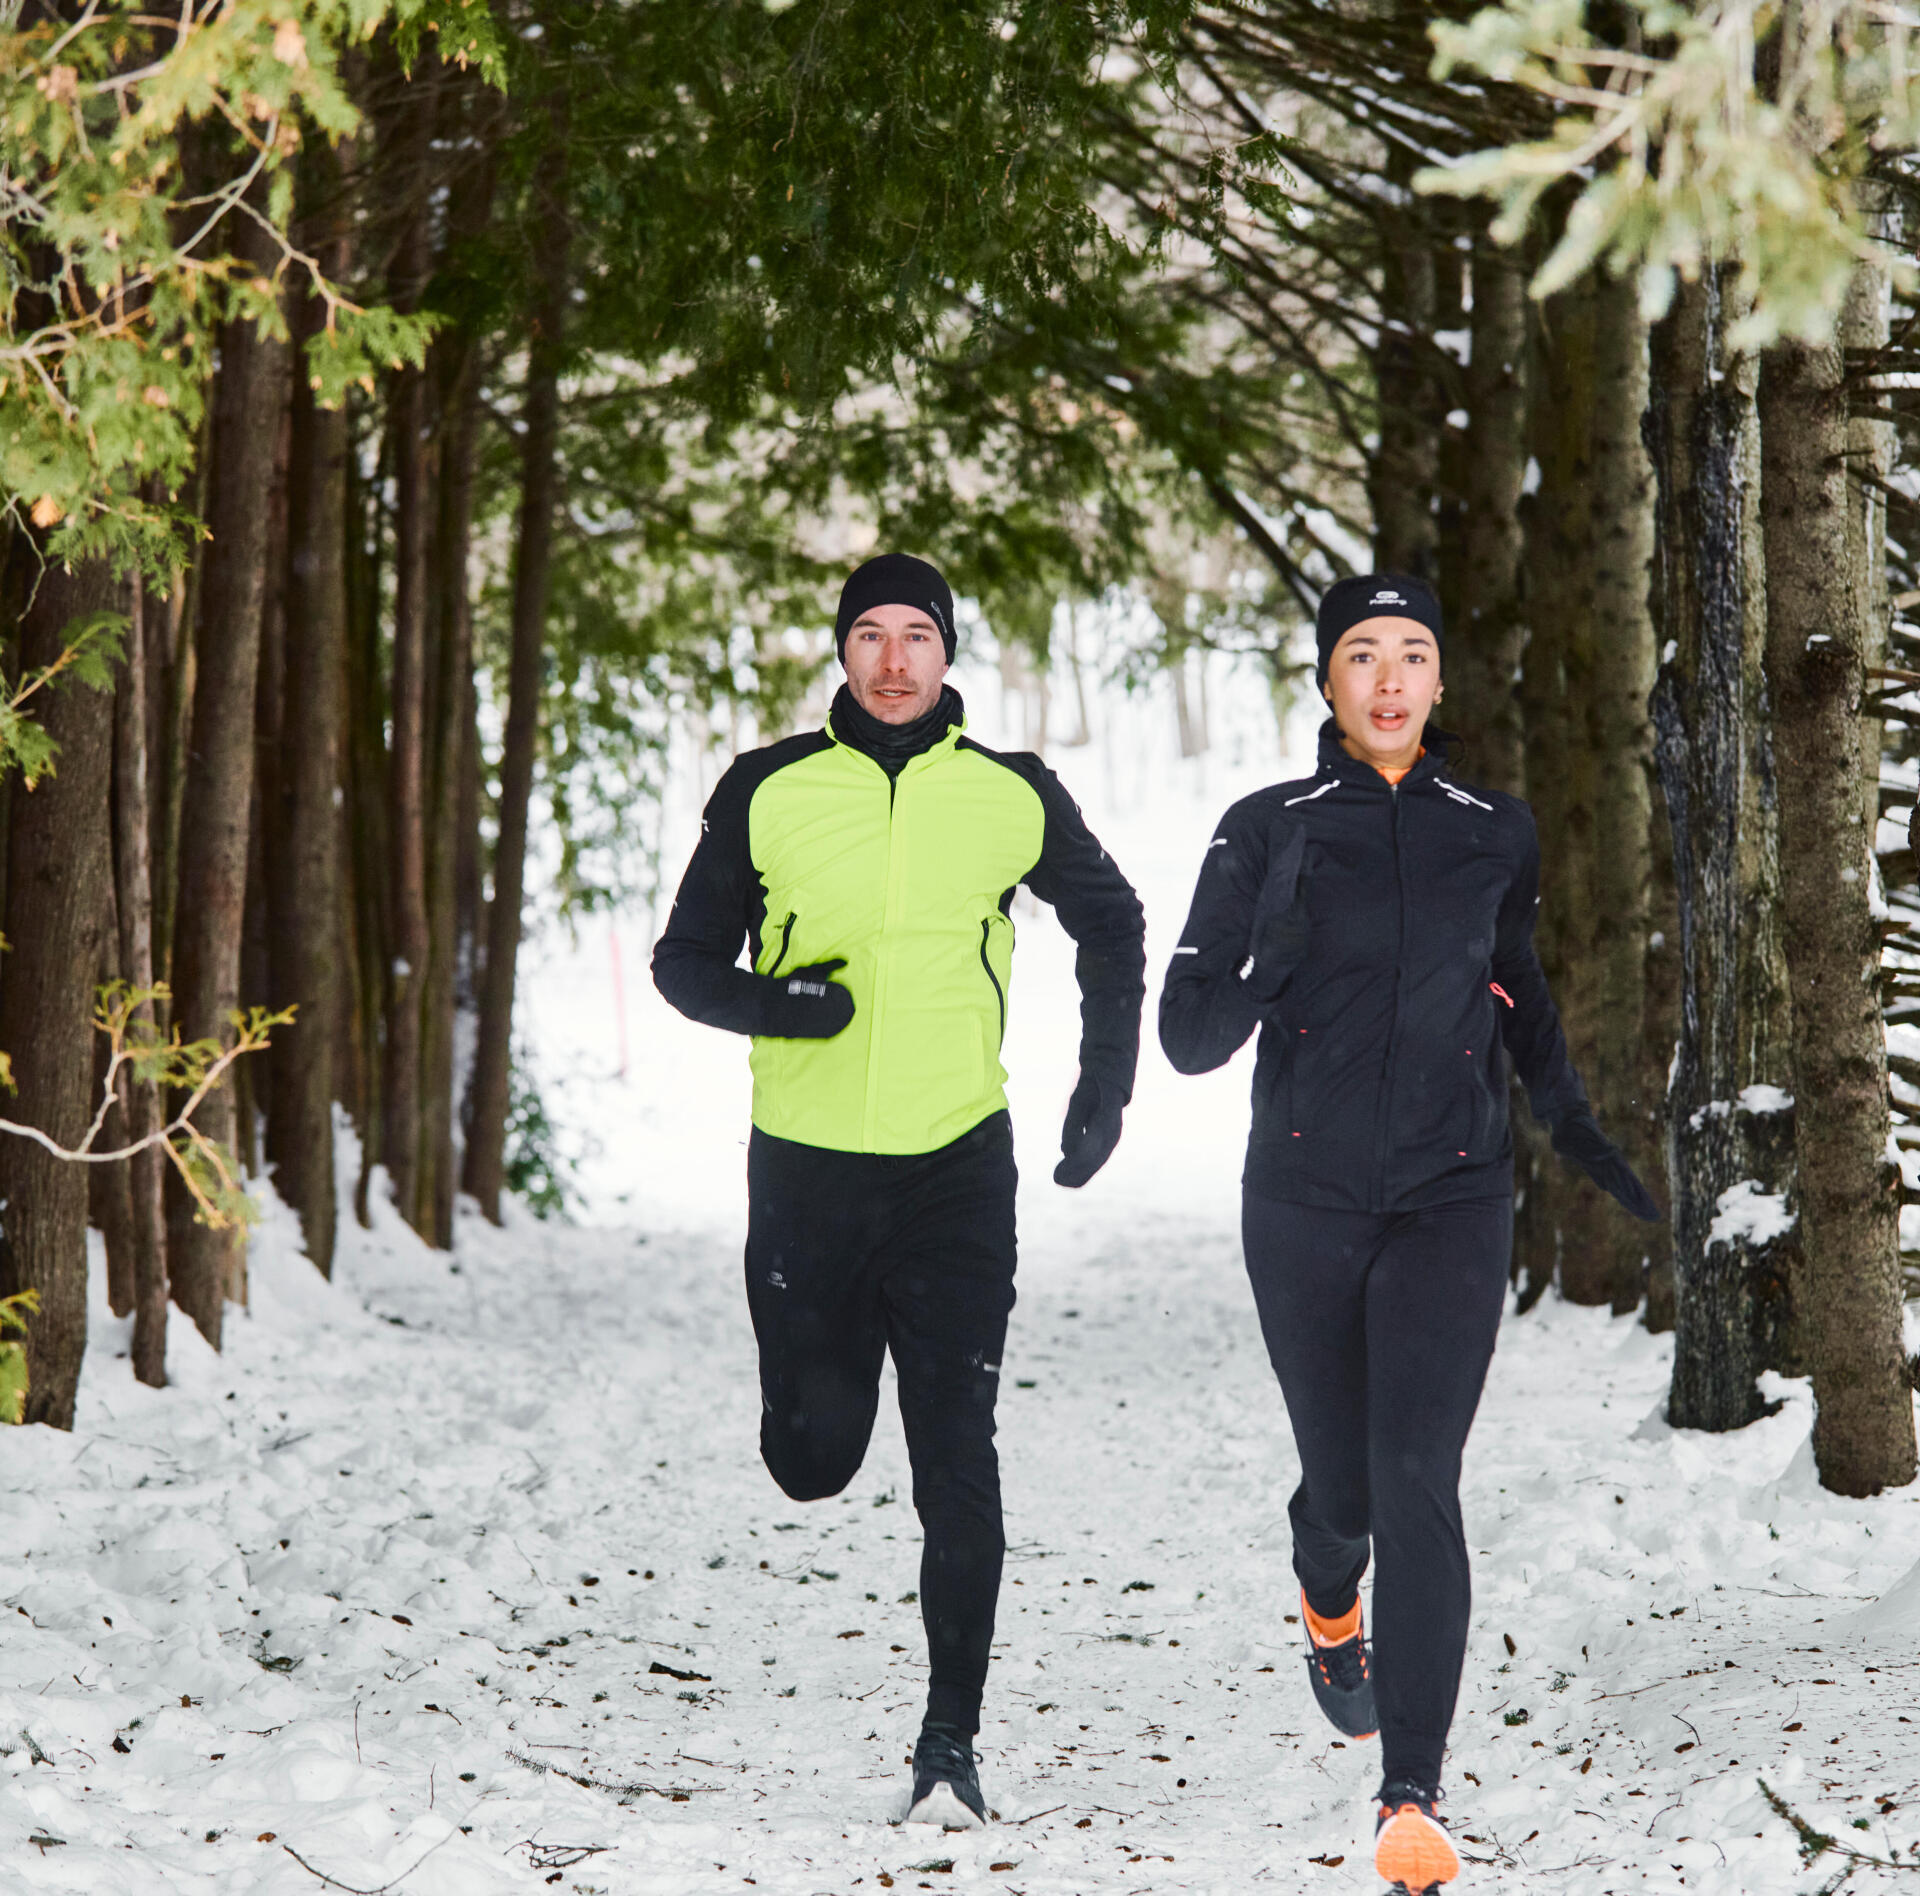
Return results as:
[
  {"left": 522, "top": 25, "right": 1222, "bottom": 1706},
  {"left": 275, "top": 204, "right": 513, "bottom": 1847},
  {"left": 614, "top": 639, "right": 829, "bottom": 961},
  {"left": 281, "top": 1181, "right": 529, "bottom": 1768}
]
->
[
  {"left": 1242, "top": 1192, "right": 1511, "bottom": 1790},
  {"left": 745, "top": 1113, "right": 1018, "bottom": 1736}
]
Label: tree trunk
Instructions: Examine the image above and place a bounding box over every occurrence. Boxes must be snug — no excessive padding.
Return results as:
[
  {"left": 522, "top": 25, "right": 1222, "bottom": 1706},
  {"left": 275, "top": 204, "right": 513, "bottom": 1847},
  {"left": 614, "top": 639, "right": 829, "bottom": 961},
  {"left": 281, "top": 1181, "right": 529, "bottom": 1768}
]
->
[
  {"left": 1586, "top": 274, "right": 1661, "bottom": 1314},
  {"left": 0, "top": 557, "right": 119, "bottom": 1428},
  {"left": 1454, "top": 232, "right": 1528, "bottom": 800},
  {"left": 239, "top": 405, "right": 292, "bottom": 1180},
  {"left": 151, "top": 448, "right": 205, "bottom": 1001},
  {"left": 465, "top": 135, "right": 569, "bottom": 1220},
  {"left": 90, "top": 869, "right": 136, "bottom": 1319},
  {"left": 1759, "top": 316, "right": 1917, "bottom": 1496},
  {"left": 343, "top": 405, "right": 390, "bottom": 1219},
  {"left": 1517, "top": 282, "right": 1601, "bottom": 1307},
  {"left": 115, "top": 572, "right": 168, "bottom": 1387},
  {"left": 167, "top": 223, "right": 291, "bottom": 1346},
  {"left": 1843, "top": 211, "right": 1893, "bottom": 838},
  {"left": 382, "top": 359, "right": 435, "bottom": 1231},
  {"left": 1647, "top": 269, "right": 1797, "bottom": 1432},
  {"left": 454, "top": 638, "right": 484, "bottom": 1117},
  {"left": 1641, "top": 771, "right": 1684, "bottom": 1336},
  {"left": 420, "top": 344, "right": 480, "bottom": 1248},
  {"left": 1369, "top": 147, "right": 1440, "bottom": 582},
  {"left": 267, "top": 280, "right": 350, "bottom": 1277}
]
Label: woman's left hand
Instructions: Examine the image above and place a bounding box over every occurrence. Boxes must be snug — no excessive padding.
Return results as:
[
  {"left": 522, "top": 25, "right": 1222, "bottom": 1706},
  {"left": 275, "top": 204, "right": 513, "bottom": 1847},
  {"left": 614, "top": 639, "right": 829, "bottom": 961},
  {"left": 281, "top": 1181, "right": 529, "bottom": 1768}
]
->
[
  {"left": 1547, "top": 1106, "right": 1663, "bottom": 1222},
  {"left": 1242, "top": 824, "right": 1311, "bottom": 1004}
]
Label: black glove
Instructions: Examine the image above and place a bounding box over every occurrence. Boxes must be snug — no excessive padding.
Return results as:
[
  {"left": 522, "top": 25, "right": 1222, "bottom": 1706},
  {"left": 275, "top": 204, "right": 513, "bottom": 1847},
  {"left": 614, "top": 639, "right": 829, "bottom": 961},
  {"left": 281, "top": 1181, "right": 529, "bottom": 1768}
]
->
[
  {"left": 1241, "top": 824, "right": 1310, "bottom": 1006},
  {"left": 1548, "top": 1106, "right": 1661, "bottom": 1222},
  {"left": 1054, "top": 1073, "right": 1124, "bottom": 1188},
  {"left": 756, "top": 959, "right": 855, "bottom": 1039}
]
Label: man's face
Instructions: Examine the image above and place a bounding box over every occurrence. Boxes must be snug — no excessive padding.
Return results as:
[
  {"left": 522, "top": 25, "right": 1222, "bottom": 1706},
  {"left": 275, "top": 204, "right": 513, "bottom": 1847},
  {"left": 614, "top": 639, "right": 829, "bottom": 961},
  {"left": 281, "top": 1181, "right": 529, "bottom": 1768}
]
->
[
  {"left": 1321, "top": 616, "right": 1441, "bottom": 767},
  {"left": 843, "top": 601, "right": 950, "bottom": 724}
]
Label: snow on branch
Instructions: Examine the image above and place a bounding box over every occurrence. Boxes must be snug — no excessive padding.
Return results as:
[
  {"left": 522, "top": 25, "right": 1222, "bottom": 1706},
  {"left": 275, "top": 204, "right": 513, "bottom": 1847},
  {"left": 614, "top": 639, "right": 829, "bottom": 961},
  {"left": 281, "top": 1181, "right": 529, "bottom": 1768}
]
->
[{"left": 1417, "top": 0, "right": 1920, "bottom": 347}]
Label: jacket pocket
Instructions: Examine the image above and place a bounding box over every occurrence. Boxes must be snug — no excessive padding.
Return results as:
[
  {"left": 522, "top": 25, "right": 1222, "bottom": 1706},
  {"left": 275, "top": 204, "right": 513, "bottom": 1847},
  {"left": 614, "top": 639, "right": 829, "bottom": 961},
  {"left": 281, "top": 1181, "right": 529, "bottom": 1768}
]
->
[
  {"left": 1264, "top": 1021, "right": 1299, "bottom": 1142},
  {"left": 1463, "top": 1044, "right": 1504, "bottom": 1158},
  {"left": 764, "top": 910, "right": 797, "bottom": 978},
  {"left": 979, "top": 915, "right": 1008, "bottom": 1046}
]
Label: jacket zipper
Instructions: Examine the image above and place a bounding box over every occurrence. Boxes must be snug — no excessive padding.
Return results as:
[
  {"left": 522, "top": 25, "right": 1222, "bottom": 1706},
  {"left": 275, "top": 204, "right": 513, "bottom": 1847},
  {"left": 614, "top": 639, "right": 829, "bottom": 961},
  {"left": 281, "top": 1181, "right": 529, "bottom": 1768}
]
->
[
  {"left": 765, "top": 911, "right": 797, "bottom": 979},
  {"left": 1369, "top": 780, "right": 1409, "bottom": 1210},
  {"left": 979, "top": 917, "right": 1006, "bottom": 1043},
  {"left": 862, "top": 757, "right": 910, "bottom": 1148}
]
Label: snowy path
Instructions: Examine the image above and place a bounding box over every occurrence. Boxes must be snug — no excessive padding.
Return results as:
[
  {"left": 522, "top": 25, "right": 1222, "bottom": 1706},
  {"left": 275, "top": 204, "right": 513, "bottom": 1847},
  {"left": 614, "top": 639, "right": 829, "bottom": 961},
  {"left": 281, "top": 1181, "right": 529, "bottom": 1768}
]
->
[
  {"left": 9, "top": 659, "right": 1920, "bottom": 1894},
  {"left": 6, "top": 1175, "right": 1920, "bottom": 1896}
]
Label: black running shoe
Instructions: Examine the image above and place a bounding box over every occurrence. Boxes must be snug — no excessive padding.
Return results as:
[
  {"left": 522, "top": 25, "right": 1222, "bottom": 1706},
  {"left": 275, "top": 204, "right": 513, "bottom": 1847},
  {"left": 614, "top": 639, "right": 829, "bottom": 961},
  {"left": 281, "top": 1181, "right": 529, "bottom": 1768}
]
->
[
  {"left": 1374, "top": 1779, "right": 1459, "bottom": 1892},
  {"left": 905, "top": 1725, "right": 987, "bottom": 1828},
  {"left": 1301, "top": 1589, "right": 1378, "bottom": 1740}
]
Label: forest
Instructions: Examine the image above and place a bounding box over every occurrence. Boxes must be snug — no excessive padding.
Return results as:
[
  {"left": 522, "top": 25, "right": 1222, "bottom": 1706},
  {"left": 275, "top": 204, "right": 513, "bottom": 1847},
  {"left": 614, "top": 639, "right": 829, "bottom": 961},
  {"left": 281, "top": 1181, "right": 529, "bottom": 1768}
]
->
[{"left": 3, "top": 0, "right": 1919, "bottom": 1519}]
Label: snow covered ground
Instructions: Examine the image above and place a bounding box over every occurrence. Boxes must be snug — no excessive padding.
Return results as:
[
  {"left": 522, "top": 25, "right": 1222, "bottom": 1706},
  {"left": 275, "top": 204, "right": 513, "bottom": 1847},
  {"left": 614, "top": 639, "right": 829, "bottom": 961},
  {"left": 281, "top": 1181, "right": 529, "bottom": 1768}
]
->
[{"left": 6, "top": 648, "right": 1920, "bottom": 1895}]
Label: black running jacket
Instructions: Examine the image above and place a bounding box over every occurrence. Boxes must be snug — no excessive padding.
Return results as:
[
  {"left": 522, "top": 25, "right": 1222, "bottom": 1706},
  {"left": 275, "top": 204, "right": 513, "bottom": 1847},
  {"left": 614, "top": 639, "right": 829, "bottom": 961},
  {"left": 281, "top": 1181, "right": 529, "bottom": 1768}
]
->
[{"left": 1159, "top": 721, "right": 1587, "bottom": 1212}]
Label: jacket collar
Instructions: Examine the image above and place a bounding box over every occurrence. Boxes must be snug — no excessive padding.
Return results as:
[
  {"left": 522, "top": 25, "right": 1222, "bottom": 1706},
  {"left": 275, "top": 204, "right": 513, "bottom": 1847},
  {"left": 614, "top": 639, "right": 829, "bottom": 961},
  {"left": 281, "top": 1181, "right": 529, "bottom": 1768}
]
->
[
  {"left": 826, "top": 683, "right": 966, "bottom": 771},
  {"left": 1312, "top": 716, "right": 1459, "bottom": 790}
]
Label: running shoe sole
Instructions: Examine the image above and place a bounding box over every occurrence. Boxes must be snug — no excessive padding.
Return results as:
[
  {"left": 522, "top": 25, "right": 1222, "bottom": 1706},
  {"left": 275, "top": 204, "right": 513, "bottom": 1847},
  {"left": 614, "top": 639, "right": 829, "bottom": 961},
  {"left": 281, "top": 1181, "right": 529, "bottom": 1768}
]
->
[
  {"left": 1375, "top": 1800, "right": 1460, "bottom": 1892},
  {"left": 904, "top": 1781, "right": 986, "bottom": 1829}
]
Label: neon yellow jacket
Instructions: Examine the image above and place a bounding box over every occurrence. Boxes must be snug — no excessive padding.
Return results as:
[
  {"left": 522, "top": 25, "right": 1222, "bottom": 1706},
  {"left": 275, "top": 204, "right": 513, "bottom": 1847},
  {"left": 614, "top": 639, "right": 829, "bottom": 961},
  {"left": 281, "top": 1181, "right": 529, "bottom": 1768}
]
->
[{"left": 652, "top": 697, "right": 1144, "bottom": 1155}]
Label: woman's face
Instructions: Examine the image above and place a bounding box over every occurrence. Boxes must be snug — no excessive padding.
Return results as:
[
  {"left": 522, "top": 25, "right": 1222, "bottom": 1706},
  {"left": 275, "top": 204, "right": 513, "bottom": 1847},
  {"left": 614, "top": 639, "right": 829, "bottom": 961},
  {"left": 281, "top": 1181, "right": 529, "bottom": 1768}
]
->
[{"left": 1321, "top": 617, "right": 1441, "bottom": 769}]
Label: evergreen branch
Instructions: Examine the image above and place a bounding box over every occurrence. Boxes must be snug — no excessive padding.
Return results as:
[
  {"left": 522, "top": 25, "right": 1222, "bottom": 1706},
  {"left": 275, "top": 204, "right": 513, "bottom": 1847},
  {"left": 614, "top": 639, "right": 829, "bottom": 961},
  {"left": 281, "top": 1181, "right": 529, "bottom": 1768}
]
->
[
  {"left": 1760, "top": 1777, "right": 1919, "bottom": 1883},
  {"left": 0, "top": 985, "right": 289, "bottom": 1231}
]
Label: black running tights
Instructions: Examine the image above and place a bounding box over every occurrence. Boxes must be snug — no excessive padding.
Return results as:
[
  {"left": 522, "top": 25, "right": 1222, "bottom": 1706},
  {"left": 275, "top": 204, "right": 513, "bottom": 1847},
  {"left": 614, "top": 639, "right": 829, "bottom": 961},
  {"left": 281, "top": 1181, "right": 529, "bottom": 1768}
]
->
[
  {"left": 1242, "top": 1192, "right": 1511, "bottom": 1790},
  {"left": 744, "top": 1113, "right": 1018, "bottom": 1736}
]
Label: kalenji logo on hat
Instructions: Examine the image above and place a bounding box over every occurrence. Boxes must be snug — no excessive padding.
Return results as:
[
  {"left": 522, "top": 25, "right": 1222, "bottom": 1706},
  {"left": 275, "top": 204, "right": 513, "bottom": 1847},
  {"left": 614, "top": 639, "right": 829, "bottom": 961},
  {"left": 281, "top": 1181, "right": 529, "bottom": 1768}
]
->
[{"left": 1371, "top": 588, "right": 1404, "bottom": 605}]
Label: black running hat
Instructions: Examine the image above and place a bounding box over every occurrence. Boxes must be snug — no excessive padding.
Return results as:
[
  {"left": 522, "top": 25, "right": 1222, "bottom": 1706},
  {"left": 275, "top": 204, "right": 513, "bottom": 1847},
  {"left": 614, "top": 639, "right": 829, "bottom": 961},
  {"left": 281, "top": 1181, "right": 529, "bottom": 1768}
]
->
[
  {"left": 835, "top": 554, "right": 957, "bottom": 663},
  {"left": 1316, "top": 573, "right": 1443, "bottom": 688}
]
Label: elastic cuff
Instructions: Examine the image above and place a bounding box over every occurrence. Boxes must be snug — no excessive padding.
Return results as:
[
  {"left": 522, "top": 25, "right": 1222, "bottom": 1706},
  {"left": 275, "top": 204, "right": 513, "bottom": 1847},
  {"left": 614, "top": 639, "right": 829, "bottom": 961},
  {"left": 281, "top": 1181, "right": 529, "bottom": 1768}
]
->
[
  {"left": 1379, "top": 1735, "right": 1449, "bottom": 1797},
  {"left": 925, "top": 1683, "right": 981, "bottom": 1737}
]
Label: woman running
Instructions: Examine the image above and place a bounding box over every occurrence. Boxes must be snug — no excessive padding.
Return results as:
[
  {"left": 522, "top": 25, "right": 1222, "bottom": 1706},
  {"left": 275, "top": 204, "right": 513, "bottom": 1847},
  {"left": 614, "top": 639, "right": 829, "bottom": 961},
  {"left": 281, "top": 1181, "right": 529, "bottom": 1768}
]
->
[{"left": 1159, "top": 573, "right": 1658, "bottom": 1895}]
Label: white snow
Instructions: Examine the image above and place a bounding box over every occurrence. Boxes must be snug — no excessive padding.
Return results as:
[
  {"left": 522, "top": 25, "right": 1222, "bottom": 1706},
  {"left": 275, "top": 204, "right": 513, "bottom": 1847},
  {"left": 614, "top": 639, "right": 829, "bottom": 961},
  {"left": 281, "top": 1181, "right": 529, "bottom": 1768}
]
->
[
  {"left": 1689, "top": 1088, "right": 1793, "bottom": 1131},
  {"left": 6, "top": 649, "right": 1919, "bottom": 1896},
  {"left": 1707, "top": 1180, "right": 1797, "bottom": 1250}
]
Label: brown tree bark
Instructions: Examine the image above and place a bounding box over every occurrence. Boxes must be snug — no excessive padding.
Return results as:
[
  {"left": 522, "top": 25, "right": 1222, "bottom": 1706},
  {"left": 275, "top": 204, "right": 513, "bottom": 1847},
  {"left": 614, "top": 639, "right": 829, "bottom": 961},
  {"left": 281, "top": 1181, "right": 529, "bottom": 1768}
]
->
[
  {"left": 465, "top": 131, "right": 570, "bottom": 1220},
  {"left": 1760, "top": 317, "right": 1918, "bottom": 1496},
  {"left": 1516, "top": 282, "right": 1601, "bottom": 1307},
  {"left": 0, "top": 557, "right": 119, "bottom": 1428},
  {"left": 382, "top": 356, "right": 435, "bottom": 1232},
  {"left": 115, "top": 572, "right": 168, "bottom": 1386},
  {"left": 1648, "top": 270, "right": 1797, "bottom": 1431},
  {"left": 343, "top": 408, "right": 391, "bottom": 1219},
  {"left": 151, "top": 439, "right": 205, "bottom": 1000},
  {"left": 90, "top": 870, "right": 136, "bottom": 1319},
  {"left": 238, "top": 405, "right": 292, "bottom": 1181},
  {"left": 1453, "top": 233, "right": 1529, "bottom": 800},
  {"left": 1843, "top": 213, "right": 1892, "bottom": 838},
  {"left": 419, "top": 348, "right": 480, "bottom": 1247},
  {"left": 266, "top": 276, "right": 350, "bottom": 1277},
  {"left": 167, "top": 220, "right": 292, "bottom": 1346},
  {"left": 1641, "top": 766, "right": 1684, "bottom": 1336},
  {"left": 1586, "top": 274, "right": 1662, "bottom": 1314},
  {"left": 1369, "top": 146, "right": 1440, "bottom": 582}
]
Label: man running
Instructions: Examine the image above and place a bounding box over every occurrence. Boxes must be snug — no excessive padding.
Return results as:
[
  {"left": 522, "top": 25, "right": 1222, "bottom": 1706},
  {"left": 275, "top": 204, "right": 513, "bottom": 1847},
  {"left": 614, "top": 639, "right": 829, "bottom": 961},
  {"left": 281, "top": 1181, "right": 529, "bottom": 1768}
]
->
[{"left": 652, "top": 552, "right": 1146, "bottom": 1828}]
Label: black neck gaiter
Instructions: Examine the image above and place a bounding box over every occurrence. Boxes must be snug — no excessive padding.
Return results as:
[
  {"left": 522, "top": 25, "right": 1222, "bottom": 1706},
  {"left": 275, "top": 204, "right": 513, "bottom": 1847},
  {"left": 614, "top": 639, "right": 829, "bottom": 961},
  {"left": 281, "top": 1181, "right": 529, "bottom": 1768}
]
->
[{"left": 831, "top": 683, "right": 964, "bottom": 779}]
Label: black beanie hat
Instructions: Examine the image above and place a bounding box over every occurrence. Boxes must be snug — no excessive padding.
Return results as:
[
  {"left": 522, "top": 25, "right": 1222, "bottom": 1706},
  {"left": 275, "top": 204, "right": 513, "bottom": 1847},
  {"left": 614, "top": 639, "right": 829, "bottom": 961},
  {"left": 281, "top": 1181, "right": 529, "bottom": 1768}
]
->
[
  {"left": 835, "top": 553, "right": 957, "bottom": 664},
  {"left": 1316, "top": 573, "right": 1443, "bottom": 688}
]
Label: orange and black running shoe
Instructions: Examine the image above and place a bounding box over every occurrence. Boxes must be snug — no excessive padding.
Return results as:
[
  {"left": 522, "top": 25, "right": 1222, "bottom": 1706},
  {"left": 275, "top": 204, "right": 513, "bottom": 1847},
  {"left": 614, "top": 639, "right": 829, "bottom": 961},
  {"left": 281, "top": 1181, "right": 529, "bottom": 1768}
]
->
[
  {"left": 1301, "top": 1589, "right": 1377, "bottom": 1740},
  {"left": 1374, "top": 1781, "right": 1460, "bottom": 1893}
]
